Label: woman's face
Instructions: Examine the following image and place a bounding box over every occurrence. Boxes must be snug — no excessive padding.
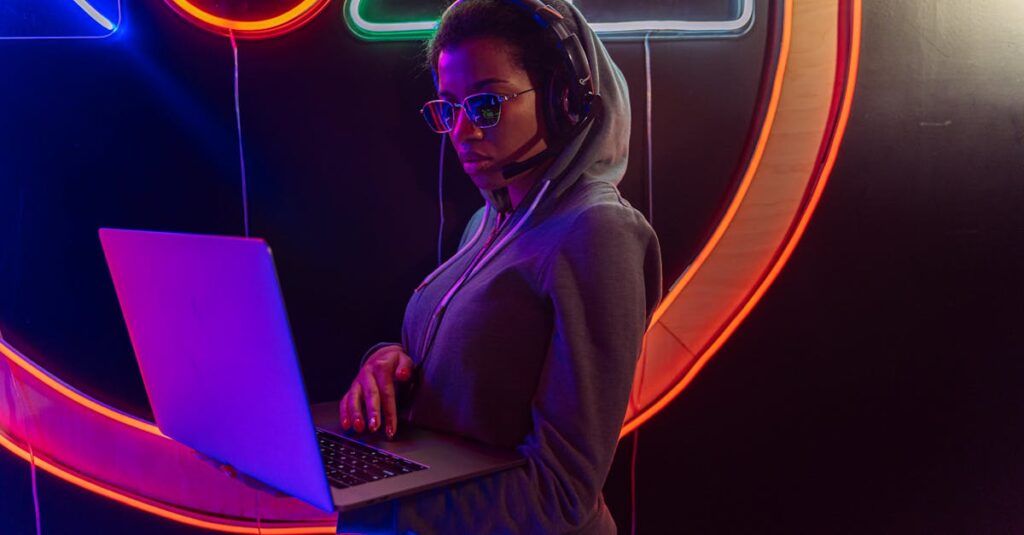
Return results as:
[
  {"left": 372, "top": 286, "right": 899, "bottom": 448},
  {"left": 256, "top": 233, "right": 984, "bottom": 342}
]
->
[{"left": 437, "top": 36, "right": 549, "bottom": 191}]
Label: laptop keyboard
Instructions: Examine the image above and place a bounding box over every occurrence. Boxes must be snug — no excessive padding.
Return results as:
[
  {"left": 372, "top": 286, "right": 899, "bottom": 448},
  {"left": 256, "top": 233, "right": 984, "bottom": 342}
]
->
[{"left": 317, "top": 430, "right": 427, "bottom": 488}]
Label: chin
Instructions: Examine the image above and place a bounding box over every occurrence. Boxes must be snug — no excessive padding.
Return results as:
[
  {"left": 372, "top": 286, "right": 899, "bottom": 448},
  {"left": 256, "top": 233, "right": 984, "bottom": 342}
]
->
[{"left": 467, "top": 171, "right": 502, "bottom": 191}]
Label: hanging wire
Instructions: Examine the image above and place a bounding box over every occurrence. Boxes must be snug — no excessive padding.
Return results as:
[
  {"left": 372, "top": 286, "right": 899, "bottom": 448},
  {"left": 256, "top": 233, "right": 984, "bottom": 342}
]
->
[
  {"left": 644, "top": 30, "right": 655, "bottom": 225},
  {"left": 632, "top": 30, "right": 656, "bottom": 535},
  {"left": 229, "top": 30, "right": 251, "bottom": 238},
  {"left": 231, "top": 31, "right": 262, "bottom": 531},
  {"left": 437, "top": 135, "right": 447, "bottom": 266}
]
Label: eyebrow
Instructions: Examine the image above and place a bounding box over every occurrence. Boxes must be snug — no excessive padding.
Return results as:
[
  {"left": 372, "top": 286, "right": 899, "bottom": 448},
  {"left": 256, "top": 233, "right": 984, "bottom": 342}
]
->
[{"left": 438, "top": 78, "right": 511, "bottom": 99}]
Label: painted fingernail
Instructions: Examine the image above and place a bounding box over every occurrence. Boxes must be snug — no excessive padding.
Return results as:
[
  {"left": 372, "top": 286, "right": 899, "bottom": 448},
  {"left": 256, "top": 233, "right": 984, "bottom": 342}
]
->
[
  {"left": 369, "top": 416, "right": 378, "bottom": 431},
  {"left": 341, "top": 418, "right": 350, "bottom": 429},
  {"left": 386, "top": 425, "right": 394, "bottom": 439},
  {"left": 354, "top": 417, "right": 363, "bottom": 431}
]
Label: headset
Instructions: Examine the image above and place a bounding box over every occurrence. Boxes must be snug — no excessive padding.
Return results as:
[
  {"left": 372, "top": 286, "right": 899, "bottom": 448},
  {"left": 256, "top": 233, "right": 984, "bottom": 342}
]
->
[{"left": 441, "top": 0, "right": 599, "bottom": 181}]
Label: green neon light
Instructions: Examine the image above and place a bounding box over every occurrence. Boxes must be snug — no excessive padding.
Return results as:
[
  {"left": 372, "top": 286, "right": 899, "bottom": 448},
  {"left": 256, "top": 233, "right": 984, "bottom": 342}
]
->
[
  {"left": 344, "top": 0, "right": 437, "bottom": 42},
  {"left": 343, "top": 0, "right": 754, "bottom": 42}
]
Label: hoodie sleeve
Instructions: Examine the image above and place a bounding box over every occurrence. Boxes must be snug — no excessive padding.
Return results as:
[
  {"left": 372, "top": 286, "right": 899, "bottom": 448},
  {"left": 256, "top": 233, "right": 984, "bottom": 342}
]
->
[
  {"left": 512, "top": 201, "right": 661, "bottom": 532},
  {"left": 347, "top": 201, "right": 661, "bottom": 535}
]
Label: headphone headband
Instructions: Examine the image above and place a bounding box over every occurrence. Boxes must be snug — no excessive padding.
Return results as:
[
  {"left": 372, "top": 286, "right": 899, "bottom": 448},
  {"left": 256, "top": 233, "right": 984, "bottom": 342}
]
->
[
  {"left": 442, "top": 0, "right": 596, "bottom": 117},
  {"left": 514, "top": 0, "right": 594, "bottom": 99}
]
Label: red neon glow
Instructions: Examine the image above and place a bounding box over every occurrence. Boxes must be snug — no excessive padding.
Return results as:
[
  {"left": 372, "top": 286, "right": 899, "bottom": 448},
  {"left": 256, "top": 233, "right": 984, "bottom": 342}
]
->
[
  {"left": 163, "top": 0, "right": 332, "bottom": 39},
  {"left": 0, "top": 339, "right": 337, "bottom": 534}
]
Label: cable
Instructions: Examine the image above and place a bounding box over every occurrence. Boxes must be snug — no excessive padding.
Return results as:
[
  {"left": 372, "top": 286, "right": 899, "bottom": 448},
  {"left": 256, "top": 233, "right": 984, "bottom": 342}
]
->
[
  {"left": 630, "top": 30, "right": 655, "bottom": 535},
  {"left": 8, "top": 364, "right": 42, "bottom": 535},
  {"left": 437, "top": 135, "right": 447, "bottom": 266},
  {"left": 229, "top": 30, "right": 251, "bottom": 238},
  {"left": 644, "top": 31, "right": 654, "bottom": 225},
  {"left": 630, "top": 429, "right": 639, "bottom": 535},
  {"left": 228, "top": 36, "right": 262, "bottom": 518}
]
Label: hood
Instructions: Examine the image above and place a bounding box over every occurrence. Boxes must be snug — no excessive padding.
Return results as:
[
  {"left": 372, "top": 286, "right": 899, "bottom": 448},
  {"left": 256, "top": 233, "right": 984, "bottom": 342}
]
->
[
  {"left": 472, "top": 0, "right": 631, "bottom": 214},
  {"left": 539, "top": 0, "right": 631, "bottom": 199}
]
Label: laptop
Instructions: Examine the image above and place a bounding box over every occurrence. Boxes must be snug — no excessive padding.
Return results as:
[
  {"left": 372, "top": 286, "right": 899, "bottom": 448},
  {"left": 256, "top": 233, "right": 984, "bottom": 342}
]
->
[{"left": 98, "top": 228, "right": 524, "bottom": 513}]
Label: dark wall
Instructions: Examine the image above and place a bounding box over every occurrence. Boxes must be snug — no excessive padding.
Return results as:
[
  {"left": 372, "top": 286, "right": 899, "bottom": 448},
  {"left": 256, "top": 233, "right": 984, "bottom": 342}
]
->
[
  {"left": 607, "top": 1, "right": 1024, "bottom": 533},
  {"left": 1, "top": 0, "right": 1021, "bottom": 533}
]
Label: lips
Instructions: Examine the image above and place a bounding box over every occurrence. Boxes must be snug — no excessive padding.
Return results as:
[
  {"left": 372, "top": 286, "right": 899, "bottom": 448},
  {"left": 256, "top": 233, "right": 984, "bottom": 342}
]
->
[{"left": 459, "top": 153, "right": 491, "bottom": 163}]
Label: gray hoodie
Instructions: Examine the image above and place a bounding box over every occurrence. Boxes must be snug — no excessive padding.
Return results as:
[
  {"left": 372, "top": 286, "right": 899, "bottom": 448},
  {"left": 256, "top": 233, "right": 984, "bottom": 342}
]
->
[{"left": 339, "top": 2, "right": 662, "bottom": 533}]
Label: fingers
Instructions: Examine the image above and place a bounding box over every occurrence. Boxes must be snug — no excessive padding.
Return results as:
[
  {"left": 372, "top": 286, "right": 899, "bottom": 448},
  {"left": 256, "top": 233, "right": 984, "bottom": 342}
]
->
[
  {"left": 394, "top": 351, "right": 414, "bottom": 383},
  {"left": 358, "top": 367, "right": 382, "bottom": 433},
  {"left": 339, "top": 393, "right": 349, "bottom": 430},
  {"left": 345, "top": 382, "right": 366, "bottom": 433},
  {"left": 342, "top": 346, "right": 413, "bottom": 438},
  {"left": 374, "top": 363, "right": 399, "bottom": 440}
]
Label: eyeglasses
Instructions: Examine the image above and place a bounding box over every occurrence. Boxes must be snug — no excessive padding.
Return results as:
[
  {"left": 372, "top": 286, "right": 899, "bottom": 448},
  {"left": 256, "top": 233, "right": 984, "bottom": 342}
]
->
[{"left": 420, "top": 88, "right": 535, "bottom": 134}]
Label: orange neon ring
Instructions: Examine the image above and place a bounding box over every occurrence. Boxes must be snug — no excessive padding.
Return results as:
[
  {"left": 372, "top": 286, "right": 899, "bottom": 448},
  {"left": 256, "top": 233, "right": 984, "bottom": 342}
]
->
[
  {"left": 163, "top": 0, "right": 333, "bottom": 39},
  {"left": 621, "top": 0, "right": 862, "bottom": 436}
]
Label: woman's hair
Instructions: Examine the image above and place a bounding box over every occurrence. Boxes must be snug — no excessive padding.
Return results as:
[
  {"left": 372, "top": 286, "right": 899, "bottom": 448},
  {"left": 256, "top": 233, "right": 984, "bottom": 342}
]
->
[
  {"left": 426, "top": 0, "right": 567, "bottom": 82},
  {"left": 425, "top": 0, "right": 578, "bottom": 136}
]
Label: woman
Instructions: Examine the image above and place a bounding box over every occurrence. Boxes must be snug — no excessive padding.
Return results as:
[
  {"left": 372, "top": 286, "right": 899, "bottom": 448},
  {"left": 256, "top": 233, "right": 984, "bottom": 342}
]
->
[{"left": 339, "top": 1, "right": 661, "bottom": 532}]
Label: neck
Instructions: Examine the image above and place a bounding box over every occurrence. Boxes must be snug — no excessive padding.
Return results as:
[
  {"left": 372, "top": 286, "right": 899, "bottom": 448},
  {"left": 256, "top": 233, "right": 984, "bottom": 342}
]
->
[{"left": 505, "top": 159, "right": 553, "bottom": 210}]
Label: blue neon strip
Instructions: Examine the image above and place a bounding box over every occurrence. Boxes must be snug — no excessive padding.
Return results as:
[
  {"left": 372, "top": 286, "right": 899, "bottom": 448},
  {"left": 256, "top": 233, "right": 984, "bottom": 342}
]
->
[
  {"left": 0, "top": 0, "right": 119, "bottom": 40},
  {"left": 73, "top": 0, "right": 116, "bottom": 30}
]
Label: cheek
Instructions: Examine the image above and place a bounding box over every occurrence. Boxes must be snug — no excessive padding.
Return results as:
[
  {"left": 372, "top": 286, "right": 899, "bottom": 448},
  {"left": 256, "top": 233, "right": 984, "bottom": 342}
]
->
[{"left": 494, "top": 107, "right": 542, "bottom": 145}]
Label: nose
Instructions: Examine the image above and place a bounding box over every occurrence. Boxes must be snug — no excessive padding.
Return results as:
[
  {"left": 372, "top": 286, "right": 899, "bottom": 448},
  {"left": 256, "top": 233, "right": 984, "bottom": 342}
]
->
[{"left": 449, "top": 105, "right": 483, "bottom": 144}]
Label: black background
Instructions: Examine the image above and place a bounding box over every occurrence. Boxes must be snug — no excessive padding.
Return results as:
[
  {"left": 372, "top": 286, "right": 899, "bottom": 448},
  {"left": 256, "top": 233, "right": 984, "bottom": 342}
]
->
[{"left": 1, "top": 0, "right": 1022, "bottom": 533}]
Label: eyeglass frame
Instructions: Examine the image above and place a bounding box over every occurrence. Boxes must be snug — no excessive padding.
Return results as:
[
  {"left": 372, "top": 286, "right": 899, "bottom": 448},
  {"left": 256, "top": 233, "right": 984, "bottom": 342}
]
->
[{"left": 419, "top": 87, "right": 536, "bottom": 133}]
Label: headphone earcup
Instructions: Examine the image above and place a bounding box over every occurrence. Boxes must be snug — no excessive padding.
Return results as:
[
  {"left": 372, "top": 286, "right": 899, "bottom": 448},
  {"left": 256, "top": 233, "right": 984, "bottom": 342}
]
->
[{"left": 544, "top": 73, "right": 575, "bottom": 141}]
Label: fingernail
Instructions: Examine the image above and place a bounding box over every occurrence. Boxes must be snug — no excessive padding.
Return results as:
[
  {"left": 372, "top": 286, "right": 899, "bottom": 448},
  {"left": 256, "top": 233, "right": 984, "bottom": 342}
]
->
[
  {"left": 369, "top": 416, "right": 378, "bottom": 431},
  {"left": 354, "top": 417, "right": 363, "bottom": 431},
  {"left": 386, "top": 425, "right": 394, "bottom": 439},
  {"left": 341, "top": 418, "right": 349, "bottom": 429}
]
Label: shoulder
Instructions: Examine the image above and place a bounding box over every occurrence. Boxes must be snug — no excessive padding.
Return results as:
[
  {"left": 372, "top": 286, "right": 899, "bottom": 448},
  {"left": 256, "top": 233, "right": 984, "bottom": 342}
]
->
[
  {"left": 554, "top": 180, "right": 656, "bottom": 246},
  {"left": 537, "top": 180, "right": 659, "bottom": 281}
]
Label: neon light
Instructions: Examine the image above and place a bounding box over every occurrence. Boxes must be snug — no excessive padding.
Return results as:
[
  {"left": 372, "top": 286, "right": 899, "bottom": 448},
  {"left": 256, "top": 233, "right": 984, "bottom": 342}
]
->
[
  {"left": 73, "top": 0, "right": 116, "bottom": 30},
  {"left": 621, "top": 0, "right": 862, "bottom": 437},
  {"left": 621, "top": 0, "right": 794, "bottom": 433},
  {"left": 163, "top": 0, "right": 332, "bottom": 39},
  {"left": 0, "top": 340, "right": 338, "bottom": 533},
  {"left": 344, "top": 0, "right": 754, "bottom": 41},
  {"left": 0, "top": 0, "right": 120, "bottom": 40},
  {"left": 0, "top": 434, "right": 334, "bottom": 534},
  {"left": 0, "top": 342, "right": 164, "bottom": 437}
]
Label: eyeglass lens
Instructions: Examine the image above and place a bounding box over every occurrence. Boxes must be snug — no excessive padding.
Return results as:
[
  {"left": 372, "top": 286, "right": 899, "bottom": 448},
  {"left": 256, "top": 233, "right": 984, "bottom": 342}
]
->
[{"left": 421, "top": 94, "right": 503, "bottom": 133}]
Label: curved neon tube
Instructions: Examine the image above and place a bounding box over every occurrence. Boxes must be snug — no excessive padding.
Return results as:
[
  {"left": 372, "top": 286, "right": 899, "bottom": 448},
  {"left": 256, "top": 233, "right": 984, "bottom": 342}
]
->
[
  {"left": 163, "top": 0, "right": 331, "bottom": 38},
  {"left": 72, "top": 0, "right": 116, "bottom": 30},
  {"left": 0, "top": 0, "right": 120, "bottom": 40},
  {"left": 0, "top": 341, "right": 163, "bottom": 437},
  {"left": 621, "top": 0, "right": 862, "bottom": 437},
  {"left": 0, "top": 340, "right": 337, "bottom": 534}
]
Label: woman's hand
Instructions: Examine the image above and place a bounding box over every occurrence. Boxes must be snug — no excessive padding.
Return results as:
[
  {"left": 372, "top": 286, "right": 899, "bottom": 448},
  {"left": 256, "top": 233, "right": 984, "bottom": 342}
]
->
[{"left": 340, "top": 345, "right": 414, "bottom": 439}]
